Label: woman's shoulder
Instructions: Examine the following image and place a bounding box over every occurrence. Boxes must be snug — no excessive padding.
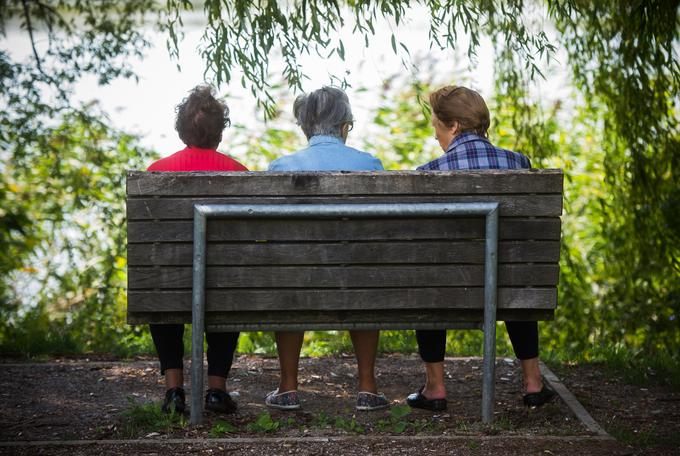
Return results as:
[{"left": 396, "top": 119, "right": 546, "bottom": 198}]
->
[
  {"left": 148, "top": 147, "right": 248, "bottom": 171},
  {"left": 345, "top": 146, "right": 383, "bottom": 169},
  {"left": 268, "top": 151, "right": 305, "bottom": 171},
  {"left": 146, "top": 149, "right": 186, "bottom": 171},
  {"left": 213, "top": 149, "right": 249, "bottom": 170}
]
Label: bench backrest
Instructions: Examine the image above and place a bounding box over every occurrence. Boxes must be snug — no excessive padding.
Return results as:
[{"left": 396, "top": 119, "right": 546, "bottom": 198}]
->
[{"left": 126, "top": 170, "right": 563, "bottom": 331}]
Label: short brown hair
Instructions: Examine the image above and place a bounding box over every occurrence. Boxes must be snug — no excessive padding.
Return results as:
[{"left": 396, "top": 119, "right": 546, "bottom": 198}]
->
[
  {"left": 429, "top": 86, "right": 490, "bottom": 137},
  {"left": 175, "top": 85, "right": 230, "bottom": 149}
]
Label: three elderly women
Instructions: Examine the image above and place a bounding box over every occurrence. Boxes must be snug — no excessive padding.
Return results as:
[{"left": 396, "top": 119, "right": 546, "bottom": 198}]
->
[{"left": 147, "top": 84, "right": 555, "bottom": 416}]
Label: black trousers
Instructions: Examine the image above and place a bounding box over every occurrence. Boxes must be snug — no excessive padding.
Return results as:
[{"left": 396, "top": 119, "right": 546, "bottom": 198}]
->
[
  {"left": 416, "top": 321, "right": 539, "bottom": 363},
  {"left": 149, "top": 324, "right": 239, "bottom": 378}
]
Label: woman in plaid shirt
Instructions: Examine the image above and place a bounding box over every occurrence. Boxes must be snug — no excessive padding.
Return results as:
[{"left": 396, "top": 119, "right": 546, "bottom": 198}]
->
[{"left": 407, "top": 86, "right": 555, "bottom": 411}]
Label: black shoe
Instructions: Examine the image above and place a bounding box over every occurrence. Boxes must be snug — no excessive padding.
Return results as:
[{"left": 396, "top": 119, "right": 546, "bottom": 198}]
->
[
  {"left": 205, "top": 388, "right": 238, "bottom": 414},
  {"left": 161, "top": 387, "right": 186, "bottom": 414},
  {"left": 406, "top": 387, "right": 447, "bottom": 411},
  {"left": 523, "top": 385, "right": 556, "bottom": 407}
]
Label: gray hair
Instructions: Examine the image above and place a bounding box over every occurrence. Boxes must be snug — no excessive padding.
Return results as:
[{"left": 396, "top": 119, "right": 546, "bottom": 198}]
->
[{"left": 293, "top": 86, "right": 353, "bottom": 140}]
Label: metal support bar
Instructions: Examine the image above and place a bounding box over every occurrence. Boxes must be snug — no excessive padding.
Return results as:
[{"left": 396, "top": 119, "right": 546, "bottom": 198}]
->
[
  {"left": 481, "top": 205, "right": 499, "bottom": 424},
  {"left": 190, "top": 202, "right": 499, "bottom": 425},
  {"left": 190, "top": 209, "right": 206, "bottom": 426},
  {"left": 196, "top": 202, "right": 499, "bottom": 219}
]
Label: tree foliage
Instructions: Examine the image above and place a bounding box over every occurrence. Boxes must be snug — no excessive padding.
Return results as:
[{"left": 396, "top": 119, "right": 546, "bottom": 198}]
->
[
  {"left": 549, "top": 0, "right": 680, "bottom": 351},
  {"left": 0, "top": 1, "right": 678, "bottom": 362},
  {"left": 0, "top": 110, "right": 155, "bottom": 355},
  {"left": 0, "top": 1, "right": 157, "bottom": 354}
]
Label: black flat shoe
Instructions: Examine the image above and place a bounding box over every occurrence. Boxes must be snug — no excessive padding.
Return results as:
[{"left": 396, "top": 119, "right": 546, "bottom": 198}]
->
[
  {"left": 161, "top": 387, "right": 186, "bottom": 414},
  {"left": 523, "top": 385, "right": 556, "bottom": 407},
  {"left": 205, "top": 388, "right": 238, "bottom": 414},
  {"left": 406, "top": 387, "right": 447, "bottom": 411}
]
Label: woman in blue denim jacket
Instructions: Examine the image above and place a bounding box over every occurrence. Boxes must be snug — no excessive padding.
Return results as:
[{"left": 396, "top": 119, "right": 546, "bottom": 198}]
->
[{"left": 266, "top": 87, "right": 388, "bottom": 412}]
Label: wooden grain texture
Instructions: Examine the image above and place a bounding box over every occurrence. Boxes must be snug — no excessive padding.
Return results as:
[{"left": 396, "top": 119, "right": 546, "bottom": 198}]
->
[
  {"left": 127, "top": 287, "right": 557, "bottom": 312},
  {"left": 126, "top": 171, "right": 563, "bottom": 328},
  {"left": 127, "top": 240, "right": 561, "bottom": 266},
  {"left": 128, "top": 217, "right": 562, "bottom": 243},
  {"left": 126, "top": 194, "right": 563, "bottom": 220},
  {"left": 128, "top": 264, "right": 559, "bottom": 289},
  {"left": 126, "top": 170, "right": 563, "bottom": 196},
  {"left": 127, "top": 308, "right": 555, "bottom": 327}
]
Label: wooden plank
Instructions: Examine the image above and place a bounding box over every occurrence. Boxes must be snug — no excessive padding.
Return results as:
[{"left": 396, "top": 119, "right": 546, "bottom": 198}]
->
[
  {"left": 127, "top": 241, "right": 561, "bottom": 266},
  {"left": 126, "top": 170, "right": 564, "bottom": 196},
  {"left": 127, "top": 287, "right": 557, "bottom": 312},
  {"left": 127, "top": 218, "right": 562, "bottom": 243},
  {"left": 127, "top": 308, "right": 555, "bottom": 327},
  {"left": 126, "top": 194, "right": 563, "bottom": 220},
  {"left": 128, "top": 264, "right": 559, "bottom": 289}
]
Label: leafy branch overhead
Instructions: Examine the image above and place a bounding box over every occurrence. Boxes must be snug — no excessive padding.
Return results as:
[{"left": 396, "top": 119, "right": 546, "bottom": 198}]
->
[{"left": 164, "top": 0, "right": 556, "bottom": 117}]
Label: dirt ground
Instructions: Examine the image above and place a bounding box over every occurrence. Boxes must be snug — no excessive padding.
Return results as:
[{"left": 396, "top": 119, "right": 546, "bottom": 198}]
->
[{"left": 0, "top": 354, "right": 678, "bottom": 455}]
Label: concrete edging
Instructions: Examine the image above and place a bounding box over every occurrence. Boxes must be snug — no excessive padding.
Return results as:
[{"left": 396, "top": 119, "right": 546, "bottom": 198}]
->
[
  {"left": 0, "top": 434, "right": 615, "bottom": 447},
  {"left": 540, "top": 361, "right": 611, "bottom": 438}
]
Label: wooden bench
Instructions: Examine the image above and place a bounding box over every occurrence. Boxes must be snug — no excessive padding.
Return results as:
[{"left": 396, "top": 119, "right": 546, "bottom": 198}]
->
[{"left": 126, "top": 170, "right": 563, "bottom": 425}]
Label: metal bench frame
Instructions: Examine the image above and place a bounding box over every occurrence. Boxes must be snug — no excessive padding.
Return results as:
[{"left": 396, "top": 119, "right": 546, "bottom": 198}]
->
[{"left": 189, "top": 202, "right": 499, "bottom": 425}]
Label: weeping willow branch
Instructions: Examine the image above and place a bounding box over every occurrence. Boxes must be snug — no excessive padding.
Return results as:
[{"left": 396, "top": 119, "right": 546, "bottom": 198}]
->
[
  {"left": 164, "top": 0, "right": 557, "bottom": 119},
  {"left": 20, "top": 0, "right": 44, "bottom": 76}
]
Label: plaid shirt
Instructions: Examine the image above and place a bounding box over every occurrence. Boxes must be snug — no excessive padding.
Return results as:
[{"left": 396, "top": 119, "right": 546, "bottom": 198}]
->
[{"left": 417, "top": 132, "right": 531, "bottom": 170}]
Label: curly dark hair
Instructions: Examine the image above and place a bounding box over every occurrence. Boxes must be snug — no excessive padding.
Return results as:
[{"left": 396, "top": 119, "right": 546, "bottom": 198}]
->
[{"left": 175, "top": 85, "right": 231, "bottom": 149}]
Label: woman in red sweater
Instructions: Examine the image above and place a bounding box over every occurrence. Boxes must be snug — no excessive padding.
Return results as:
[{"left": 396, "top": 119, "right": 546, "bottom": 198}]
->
[{"left": 147, "top": 85, "right": 247, "bottom": 415}]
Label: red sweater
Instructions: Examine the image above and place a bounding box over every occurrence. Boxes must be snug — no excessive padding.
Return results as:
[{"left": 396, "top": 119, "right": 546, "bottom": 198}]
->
[{"left": 147, "top": 146, "right": 248, "bottom": 171}]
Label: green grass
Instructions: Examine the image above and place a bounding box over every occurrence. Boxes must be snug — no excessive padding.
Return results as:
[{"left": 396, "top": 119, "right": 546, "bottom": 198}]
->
[
  {"left": 410, "top": 417, "right": 438, "bottom": 433},
  {"left": 333, "top": 415, "right": 365, "bottom": 434},
  {"left": 209, "top": 419, "right": 238, "bottom": 437},
  {"left": 489, "top": 415, "right": 513, "bottom": 432},
  {"left": 456, "top": 420, "right": 472, "bottom": 433},
  {"left": 311, "top": 411, "right": 331, "bottom": 428},
  {"left": 374, "top": 405, "right": 412, "bottom": 433},
  {"left": 246, "top": 412, "right": 280, "bottom": 433},
  {"left": 117, "top": 397, "right": 187, "bottom": 438}
]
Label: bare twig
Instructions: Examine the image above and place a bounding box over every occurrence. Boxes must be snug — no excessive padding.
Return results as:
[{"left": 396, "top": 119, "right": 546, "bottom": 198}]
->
[{"left": 21, "top": 0, "right": 45, "bottom": 75}]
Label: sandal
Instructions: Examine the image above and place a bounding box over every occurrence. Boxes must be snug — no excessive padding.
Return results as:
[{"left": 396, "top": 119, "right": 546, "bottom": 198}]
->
[
  {"left": 161, "top": 387, "right": 186, "bottom": 414},
  {"left": 205, "top": 388, "right": 237, "bottom": 414},
  {"left": 523, "top": 385, "right": 556, "bottom": 407},
  {"left": 406, "top": 387, "right": 447, "bottom": 411}
]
